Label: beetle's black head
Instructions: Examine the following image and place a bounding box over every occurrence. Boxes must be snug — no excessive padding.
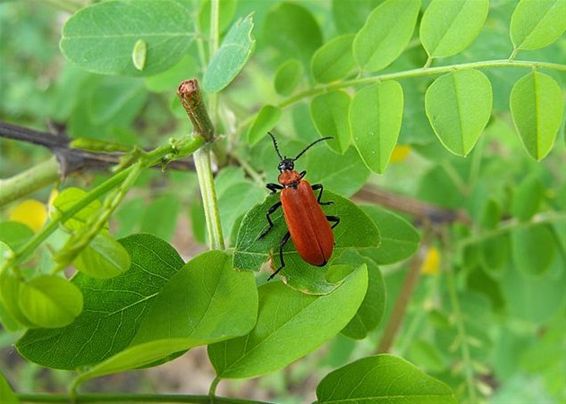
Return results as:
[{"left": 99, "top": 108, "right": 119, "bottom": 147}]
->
[
  {"left": 268, "top": 131, "right": 333, "bottom": 172},
  {"left": 278, "top": 158, "right": 295, "bottom": 172}
]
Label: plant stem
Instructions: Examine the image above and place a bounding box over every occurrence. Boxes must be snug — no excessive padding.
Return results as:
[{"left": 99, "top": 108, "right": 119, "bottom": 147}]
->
[
  {"left": 0, "top": 157, "right": 60, "bottom": 206},
  {"left": 208, "top": 376, "right": 221, "bottom": 402},
  {"left": 194, "top": 146, "right": 225, "bottom": 249},
  {"left": 236, "top": 59, "right": 566, "bottom": 132},
  {"left": 377, "top": 232, "right": 431, "bottom": 353},
  {"left": 2, "top": 137, "right": 204, "bottom": 271},
  {"left": 16, "top": 393, "right": 268, "bottom": 404},
  {"left": 444, "top": 243, "right": 477, "bottom": 402},
  {"left": 208, "top": 0, "right": 221, "bottom": 125},
  {"left": 178, "top": 80, "right": 225, "bottom": 250}
]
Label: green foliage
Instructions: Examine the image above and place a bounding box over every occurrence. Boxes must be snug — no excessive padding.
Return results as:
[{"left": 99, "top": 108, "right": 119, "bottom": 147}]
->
[
  {"left": 425, "top": 70, "right": 492, "bottom": 156},
  {"left": 274, "top": 59, "right": 303, "bottom": 96},
  {"left": 2, "top": 0, "right": 566, "bottom": 402},
  {"left": 247, "top": 105, "right": 282, "bottom": 145},
  {"left": 208, "top": 264, "right": 367, "bottom": 378},
  {"left": 310, "top": 91, "right": 351, "bottom": 154},
  {"left": 17, "top": 234, "right": 184, "bottom": 369},
  {"left": 353, "top": 0, "right": 420, "bottom": 72},
  {"left": 510, "top": 71, "right": 564, "bottom": 160},
  {"left": 0, "top": 371, "right": 18, "bottom": 404},
  {"left": 232, "top": 191, "right": 379, "bottom": 294},
  {"left": 203, "top": 14, "right": 255, "bottom": 93},
  {"left": 510, "top": 0, "right": 566, "bottom": 52},
  {"left": 18, "top": 275, "right": 83, "bottom": 328},
  {"left": 420, "top": 0, "right": 489, "bottom": 58},
  {"left": 316, "top": 355, "right": 456, "bottom": 403},
  {"left": 311, "top": 34, "right": 356, "bottom": 83},
  {"left": 60, "top": 0, "right": 194, "bottom": 76},
  {"left": 351, "top": 81, "right": 404, "bottom": 173}
]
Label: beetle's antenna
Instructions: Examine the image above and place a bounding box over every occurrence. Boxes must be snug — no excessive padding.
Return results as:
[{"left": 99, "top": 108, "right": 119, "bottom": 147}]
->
[
  {"left": 294, "top": 137, "right": 333, "bottom": 161},
  {"left": 268, "top": 132, "right": 283, "bottom": 160}
]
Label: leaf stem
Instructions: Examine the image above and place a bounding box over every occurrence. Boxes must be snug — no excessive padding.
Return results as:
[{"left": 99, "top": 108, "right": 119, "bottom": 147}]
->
[
  {"left": 16, "top": 393, "right": 268, "bottom": 404},
  {"left": 0, "top": 157, "right": 60, "bottom": 206},
  {"left": 209, "top": 376, "right": 221, "bottom": 402},
  {"left": 236, "top": 59, "right": 566, "bottom": 132},
  {"left": 2, "top": 137, "right": 204, "bottom": 271}
]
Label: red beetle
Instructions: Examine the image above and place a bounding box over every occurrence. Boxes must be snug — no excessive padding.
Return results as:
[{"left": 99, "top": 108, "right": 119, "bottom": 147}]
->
[{"left": 259, "top": 133, "right": 340, "bottom": 279}]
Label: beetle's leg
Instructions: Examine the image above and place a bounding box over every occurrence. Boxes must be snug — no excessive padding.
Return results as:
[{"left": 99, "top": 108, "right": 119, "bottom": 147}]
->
[
  {"left": 266, "top": 183, "right": 284, "bottom": 194},
  {"left": 311, "top": 183, "right": 334, "bottom": 205},
  {"left": 258, "top": 201, "right": 282, "bottom": 239},
  {"left": 326, "top": 215, "right": 340, "bottom": 229},
  {"left": 299, "top": 170, "right": 307, "bottom": 179},
  {"left": 268, "top": 231, "right": 290, "bottom": 280}
]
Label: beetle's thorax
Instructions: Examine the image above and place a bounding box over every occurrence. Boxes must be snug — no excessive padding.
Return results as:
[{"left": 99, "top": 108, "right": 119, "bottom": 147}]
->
[{"left": 278, "top": 170, "right": 302, "bottom": 188}]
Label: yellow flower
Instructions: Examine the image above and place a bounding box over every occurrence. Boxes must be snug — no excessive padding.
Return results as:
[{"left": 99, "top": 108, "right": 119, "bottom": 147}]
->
[
  {"left": 390, "top": 145, "right": 412, "bottom": 163},
  {"left": 421, "top": 246, "right": 441, "bottom": 275},
  {"left": 9, "top": 199, "right": 47, "bottom": 232}
]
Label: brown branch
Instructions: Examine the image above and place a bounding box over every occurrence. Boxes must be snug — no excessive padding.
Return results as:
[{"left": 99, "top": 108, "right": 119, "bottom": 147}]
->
[
  {"left": 0, "top": 121, "right": 195, "bottom": 175},
  {"left": 377, "top": 231, "right": 432, "bottom": 353},
  {"left": 354, "top": 184, "right": 470, "bottom": 225}
]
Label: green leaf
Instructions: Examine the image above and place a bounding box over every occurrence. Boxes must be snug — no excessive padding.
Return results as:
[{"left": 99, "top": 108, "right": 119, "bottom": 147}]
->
[
  {"left": 332, "top": 0, "right": 385, "bottom": 34},
  {"left": 511, "top": 224, "right": 556, "bottom": 276},
  {"left": 360, "top": 205, "right": 420, "bottom": 264},
  {"left": 310, "top": 91, "right": 351, "bottom": 154},
  {"left": 302, "top": 146, "right": 370, "bottom": 197},
  {"left": 510, "top": 71, "right": 564, "bottom": 160},
  {"left": 338, "top": 252, "right": 385, "bottom": 339},
  {"left": 0, "top": 222, "right": 34, "bottom": 251},
  {"left": 420, "top": 0, "right": 489, "bottom": 58},
  {"left": 511, "top": 175, "right": 545, "bottom": 222},
  {"left": 73, "top": 251, "right": 258, "bottom": 384},
  {"left": 263, "top": 3, "right": 322, "bottom": 65},
  {"left": 131, "top": 39, "right": 147, "bottom": 71},
  {"left": 208, "top": 264, "right": 368, "bottom": 378},
  {"left": 144, "top": 54, "right": 199, "bottom": 93},
  {"left": 316, "top": 355, "right": 457, "bottom": 403},
  {"left": 140, "top": 194, "right": 180, "bottom": 241},
  {"left": 0, "top": 371, "right": 18, "bottom": 404},
  {"left": 16, "top": 234, "right": 184, "bottom": 369},
  {"left": 233, "top": 191, "right": 379, "bottom": 294},
  {"left": 0, "top": 249, "right": 35, "bottom": 328},
  {"left": 218, "top": 182, "right": 264, "bottom": 245},
  {"left": 19, "top": 275, "right": 83, "bottom": 328},
  {"left": 247, "top": 105, "right": 282, "bottom": 145},
  {"left": 425, "top": 70, "right": 492, "bottom": 156},
  {"left": 73, "top": 233, "right": 130, "bottom": 279},
  {"left": 52, "top": 187, "right": 102, "bottom": 231},
  {"left": 203, "top": 14, "right": 255, "bottom": 93},
  {"left": 88, "top": 77, "right": 147, "bottom": 126},
  {"left": 311, "top": 34, "right": 355, "bottom": 83},
  {"left": 350, "top": 81, "right": 404, "bottom": 173},
  {"left": 60, "top": 0, "right": 194, "bottom": 76},
  {"left": 510, "top": 0, "right": 566, "bottom": 51},
  {"left": 274, "top": 59, "right": 303, "bottom": 96},
  {"left": 353, "top": 0, "right": 421, "bottom": 72}
]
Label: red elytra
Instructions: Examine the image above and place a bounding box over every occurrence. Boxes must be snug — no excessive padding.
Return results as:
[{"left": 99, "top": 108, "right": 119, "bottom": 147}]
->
[{"left": 258, "top": 133, "right": 339, "bottom": 280}]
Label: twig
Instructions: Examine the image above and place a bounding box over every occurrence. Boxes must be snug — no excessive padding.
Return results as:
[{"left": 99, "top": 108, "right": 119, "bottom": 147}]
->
[
  {"left": 377, "top": 230, "right": 432, "bottom": 353},
  {"left": 0, "top": 121, "right": 195, "bottom": 174},
  {"left": 354, "top": 184, "right": 470, "bottom": 225}
]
